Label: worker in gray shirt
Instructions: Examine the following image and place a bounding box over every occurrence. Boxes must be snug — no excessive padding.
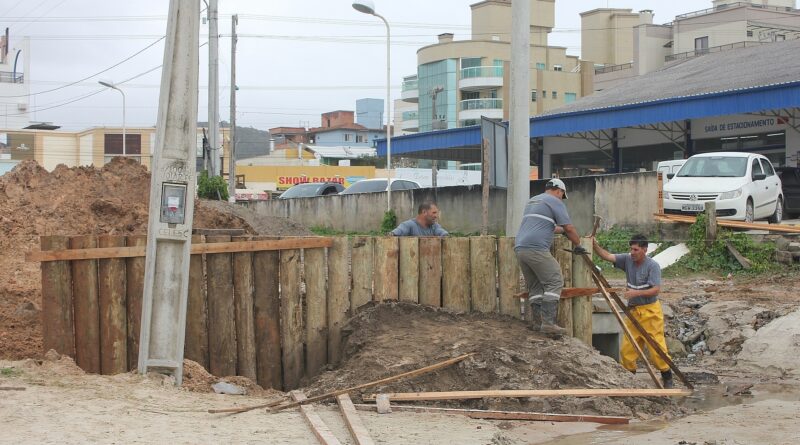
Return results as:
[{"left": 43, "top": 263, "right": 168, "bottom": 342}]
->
[
  {"left": 515, "top": 178, "right": 584, "bottom": 337},
  {"left": 390, "top": 201, "right": 449, "bottom": 237}
]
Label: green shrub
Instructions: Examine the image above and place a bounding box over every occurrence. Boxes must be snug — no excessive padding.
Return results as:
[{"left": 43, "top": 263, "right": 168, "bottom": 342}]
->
[
  {"left": 380, "top": 210, "right": 397, "bottom": 234},
  {"left": 197, "top": 171, "right": 229, "bottom": 201}
]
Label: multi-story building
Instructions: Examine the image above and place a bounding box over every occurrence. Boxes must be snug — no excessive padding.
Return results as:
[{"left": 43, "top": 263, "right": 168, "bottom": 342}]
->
[
  {"left": 395, "top": 0, "right": 594, "bottom": 135},
  {"left": 0, "top": 29, "right": 30, "bottom": 130},
  {"left": 589, "top": 1, "right": 800, "bottom": 91}
]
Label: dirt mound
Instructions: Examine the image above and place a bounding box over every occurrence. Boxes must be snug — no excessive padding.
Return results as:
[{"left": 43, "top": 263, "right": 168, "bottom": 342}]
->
[
  {"left": 181, "top": 359, "right": 282, "bottom": 398},
  {"left": 305, "top": 302, "right": 684, "bottom": 419},
  {"left": 0, "top": 159, "right": 311, "bottom": 360}
]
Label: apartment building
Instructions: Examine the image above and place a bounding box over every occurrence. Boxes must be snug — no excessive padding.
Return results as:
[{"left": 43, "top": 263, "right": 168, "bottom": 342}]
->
[
  {"left": 394, "top": 0, "right": 593, "bottom": 135},
  {"left": 589, "top": 0, "right": 800, "bottom": 91}
]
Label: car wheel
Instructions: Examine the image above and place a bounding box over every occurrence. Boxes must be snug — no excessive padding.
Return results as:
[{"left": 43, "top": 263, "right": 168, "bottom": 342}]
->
[
  {"left": 745, "top": 199, "right": 754, "bottom": 223},
  {"left": 768, "top": 197, "right": 783, "bottom": 224}
]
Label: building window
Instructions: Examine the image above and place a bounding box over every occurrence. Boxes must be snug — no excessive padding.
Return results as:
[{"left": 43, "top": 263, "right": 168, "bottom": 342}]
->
[
  {"left": 536, "top": 62, "right": 546, "bottom": 70},
  {"left": 531, "top": 90, "right": 537, "bottom": 102},
  {"left": 747, "top": 30, "right": 754, "bottom": 37},
  {"left": 695, "top": 36, "right": 709, "bottom": 53},
  {"left": 553, "top": 64, "right": 563, "bottom": 72},
  {"left": 552, "top": 91, "right": 557, "bottom": 99},
  {"left": 103, "top": 134, "right": 142, "bottom": 163},
  {"left": 344, "top": 133, "right": 352, "bottom": 142},
  {"left": 356, "top": 134, "right": 366, "bottom": 143},
  {"left": 565, "top": 92, "right": 576, "bottom": 103},
  {"left": 542, "top": 90, "right": 547, "bottom": 99}
]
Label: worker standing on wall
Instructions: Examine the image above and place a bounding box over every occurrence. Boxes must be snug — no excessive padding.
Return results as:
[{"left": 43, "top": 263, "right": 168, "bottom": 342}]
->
[
  {"left": 592, "top": 234, "right": 674, "bottom": 388},
  {"left": 514, "top": 179, "right": 585, "bottom": 337}
]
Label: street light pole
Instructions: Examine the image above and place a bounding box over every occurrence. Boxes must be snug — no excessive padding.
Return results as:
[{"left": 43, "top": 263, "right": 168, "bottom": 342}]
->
[
  {"left": 99, "top": 80, "right": 126, "bottom": 157},
  {"left": 352, "top": 0, "right": 391, "bottom": 211}
]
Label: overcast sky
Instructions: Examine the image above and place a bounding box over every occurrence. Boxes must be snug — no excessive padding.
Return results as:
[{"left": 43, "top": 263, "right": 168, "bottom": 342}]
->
[{"left": 3, "top": 0, "right": 707, "bottom": 131}]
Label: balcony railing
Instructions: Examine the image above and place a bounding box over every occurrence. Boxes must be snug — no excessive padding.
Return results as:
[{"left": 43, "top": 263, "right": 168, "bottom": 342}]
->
[
  {"left": 0, "top": 71, "right": 24, "bottom": 84},
  {"left": 459, "top": 98, "right": 503, "bottom": 111},
  {"left": 402, "top": 79, "right": 418, "bottom": 92},
  {"left": 401, "top": 111, "right": 418, "bottom": 120},
  {"left": 461, "top": 66, "right": 504, "bottom": 79},
  {"left": 665, "top": 40, "right": 767, "bottom": 62},
  {"left": 594, "top": 62, "right": 633, "bottom": 75},
  {"left": 676, "top": 2, "right": 795, "bottom": 20}
]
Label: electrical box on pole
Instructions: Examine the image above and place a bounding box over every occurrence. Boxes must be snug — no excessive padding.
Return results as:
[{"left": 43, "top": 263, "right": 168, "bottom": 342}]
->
[{"left": 137, "top": 0, "right": 200, "bottom": 385}]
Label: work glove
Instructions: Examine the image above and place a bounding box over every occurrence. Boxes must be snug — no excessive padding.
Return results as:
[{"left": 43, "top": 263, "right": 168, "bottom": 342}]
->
[{"left": 572, "top": 245, "right": 588, "bottom": 255}]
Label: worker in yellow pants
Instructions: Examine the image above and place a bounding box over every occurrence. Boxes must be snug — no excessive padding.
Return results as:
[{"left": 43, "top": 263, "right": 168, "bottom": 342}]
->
[
  {"left": 593, "top": 234, "right": 674, "bottom": 389},
  {"left": 620, "top": 301, "right": 671, "bottom": 374}
]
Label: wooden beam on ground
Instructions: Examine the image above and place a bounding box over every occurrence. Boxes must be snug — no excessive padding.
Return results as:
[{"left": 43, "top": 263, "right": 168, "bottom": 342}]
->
[
  {"left": 26, "top": 237, "right": 334, "bottom": 262},
  {"left": 363, "top": 388, "right": 692, "bottom": 402},
  {"left": 654, "top": 213, "right": 800, "bottom": 234},
  {"left": 725, "top": 241, "right": 752, "bottom": 269},
  {"left": 352, "top": 404, "right": 630, "bottom": 425},
  {"left": 291, "top": 391, "right": 342, "bottom": 445},
  {"left": 337, "top": 394, "right": 376, "bottom": 445}
]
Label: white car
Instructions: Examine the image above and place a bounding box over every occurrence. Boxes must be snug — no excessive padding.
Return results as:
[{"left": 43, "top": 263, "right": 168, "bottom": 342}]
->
[
  {"left": 340, "top": 178, "right": 421, "bottom": 195},
  {"left": 663, "top": 152, "right": 783, "bottom": 223}
]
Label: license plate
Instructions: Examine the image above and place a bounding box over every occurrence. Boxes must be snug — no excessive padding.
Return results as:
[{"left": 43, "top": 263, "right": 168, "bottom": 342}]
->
[{"left": 681, "top": 204, "right": 705, "bottom": 212}]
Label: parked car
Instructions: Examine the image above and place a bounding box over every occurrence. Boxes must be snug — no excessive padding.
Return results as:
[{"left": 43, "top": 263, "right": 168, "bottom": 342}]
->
[
  {"left": 656, "top": 159, "right": 686, "bottom": 184},
  {"left": 339, "top": 178, "right": 421, "bottom": 195},
  {"left": 777, "top": 166, "right": 800, "bottom": 218},
  {"left": 278, "top": 182, "right": 344, "bottom": 199},
  {"left": 663, "top": 152, "right": 783, "bottom": 223}
]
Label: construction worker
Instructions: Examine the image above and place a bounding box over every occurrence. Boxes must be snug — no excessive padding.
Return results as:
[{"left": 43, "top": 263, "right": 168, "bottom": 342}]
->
[
  {"left": 592, "top": 234, "right": 674, "bottom": 389},
  {"left": 515, "top": 178, "right": 585, "bottom": 337},
  {"left": 390, "top": 201, "right": 449, "bottom": 237}
]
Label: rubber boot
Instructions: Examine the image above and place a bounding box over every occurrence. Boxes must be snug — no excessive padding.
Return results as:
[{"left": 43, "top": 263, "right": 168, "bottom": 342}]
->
[
  {"left": 527, "top": 299, "right": 543, "bottom": 332},
  {"left": 540, "top": 300, "right": 566, "bottom": 339},
  {"left": 661, "top": 370, "right": 674, "bottom": 389}
]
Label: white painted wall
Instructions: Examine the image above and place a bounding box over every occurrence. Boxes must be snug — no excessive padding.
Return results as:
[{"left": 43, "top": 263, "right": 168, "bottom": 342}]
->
[
  {"left": 41, "top": 135, "right": 78, "bottom": 170},
  {"left": 79, "top": 134, "right": 94, "bottom": 166}
]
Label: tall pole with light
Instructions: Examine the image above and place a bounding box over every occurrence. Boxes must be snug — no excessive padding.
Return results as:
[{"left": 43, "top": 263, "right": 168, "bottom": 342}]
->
[
  {"left": 352, "top": 0, "right": 391, "bottom": 211},
  {"left": 99, "top": 80, "right": 126, "bottom": 157}
]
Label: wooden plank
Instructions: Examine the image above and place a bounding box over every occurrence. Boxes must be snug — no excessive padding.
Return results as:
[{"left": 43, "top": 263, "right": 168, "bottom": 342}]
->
[
  {"left": 350, "top": 237, "right": 374, "bottom": 311},
  {"left": 69, "top": 235, "right": 99, "bottom": 373},
  {"left": 571, "top": 238, "right": 593, "bottom": 346},
  {"left": 337, "top": 394, "right": 376, "bottom": 445},
  {"left": 26, "top": 237, "right": 335, "bottom": 262},
  {"left": 206, "top": 235, "right": 237, "bottom": 377},
  {"left": 327, "top": 237, "right": 350, "bottom": 366},
  {"left": 554, "top": 236, "right": 574, "bottom": 336},
  {"left": 442, "top": 237, "right": 470, "bottom": 312},
  {"left": 364, "top": 388, "right": 693, "bottom": 402},
  {"left": 41, "top": 236, "right": 75, "bottom": 358},
  {"left": 469, "top": 236, "right": 497, "bottom": 314},
  {"left": 125, "top": 235, "right": 146, "bottom": 371},
  {"left": 280, "top": 248, "right": 303, "bottom": 390},
  {"left": 725, "top": 240, "right": 752, "bottom": 269},
  {"left": 185, "top": 235, "right": 209, "bottom": 370},
  {"left": 233, "top": 236, "right": 257, "bottom": 381},
  {"left": 418, "top": 237, "right": 442, "bottom": 307},
  {"left": 192, "top": 228, "right": 246, "bottom": 236},
  {"left": 398, "top": 237, "right": 419, "bottom": 303},
  {"left": 654, "top": 213, "right": 800, "bottom": 234},
  {"left": 304, "top": 247, "right": 328, "bottom": 378},
  {"left": 497, "top": 237, "right": 521, "bottom": 318},
  {"left": 98, "top": 235, "right": 127, "bottom": 375},
  {"left": 373, "top": 237, "right": 399, "bottom": 302},
  {"left": 290, "top": 391, "right": 343, "bottom": 445},
  {"left": 352, "top": 404, "right": 630, "bottom": 425},
  {"left": 253, "top": 238, "right": 282, "bottom": 390}
]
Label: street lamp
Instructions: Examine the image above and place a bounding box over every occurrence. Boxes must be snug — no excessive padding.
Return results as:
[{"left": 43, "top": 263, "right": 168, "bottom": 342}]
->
[
  {"left": 352, "top": 0, "right": 392, "bottom": 211},
  {"left": 99, "top": 80, "right": 127, "bottom": 157}
]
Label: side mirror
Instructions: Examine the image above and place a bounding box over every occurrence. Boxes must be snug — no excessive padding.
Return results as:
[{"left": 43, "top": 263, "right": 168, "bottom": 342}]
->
[
  {"left": 667, "top": 173, "right": 675, "bottom": 179},
  {"left": 752, "top": 173, "right": 767, "bottom": 181}
]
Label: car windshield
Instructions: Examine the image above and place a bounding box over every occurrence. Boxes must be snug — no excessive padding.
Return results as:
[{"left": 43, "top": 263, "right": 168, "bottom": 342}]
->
[
  {"left": 341, "top": 180, "right": 388, "bottom": 194},
  {"left": 280, "top": 183, "right": 322, "bottom": 198},
  {"left": 676, "top": 156, "right": 747, "bottom": 178}
]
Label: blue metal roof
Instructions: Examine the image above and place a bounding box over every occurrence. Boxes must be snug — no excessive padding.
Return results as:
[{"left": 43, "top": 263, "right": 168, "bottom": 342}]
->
[{"left": 377, "top": 125, "right": 480, "bottom": 157}]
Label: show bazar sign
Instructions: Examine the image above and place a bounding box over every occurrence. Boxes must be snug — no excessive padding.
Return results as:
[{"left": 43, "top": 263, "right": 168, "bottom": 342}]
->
[{"left": 693, "top": 114, "right": 788, "bottom": 138}]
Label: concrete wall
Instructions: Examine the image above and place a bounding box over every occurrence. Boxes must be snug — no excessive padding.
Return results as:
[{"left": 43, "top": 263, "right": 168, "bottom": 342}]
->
[{"left": 248, "top": 172, "right": 659, "bottom": 234}]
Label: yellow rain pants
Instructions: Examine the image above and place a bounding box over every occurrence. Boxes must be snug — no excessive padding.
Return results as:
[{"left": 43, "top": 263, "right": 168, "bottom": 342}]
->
[{"left": 620, "top": 300, "right": 671, "bottom": 373}]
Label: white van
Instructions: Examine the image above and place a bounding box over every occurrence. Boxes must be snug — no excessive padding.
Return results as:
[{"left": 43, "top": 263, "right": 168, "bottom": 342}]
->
[
  {"left": 662, "top": 152, "right": 783, "bottom": 223},
  {"left": 656, "top": 160, "right": 686, "bottom": 183}
]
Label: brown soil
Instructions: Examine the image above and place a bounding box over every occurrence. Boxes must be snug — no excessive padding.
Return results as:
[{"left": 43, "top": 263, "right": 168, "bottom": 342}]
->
[
  {"left": 305, "top": 301, "right": 686, "bottom": 420},
  {"left": 0, "top": 159, "right": 311, "bottom": 361}
]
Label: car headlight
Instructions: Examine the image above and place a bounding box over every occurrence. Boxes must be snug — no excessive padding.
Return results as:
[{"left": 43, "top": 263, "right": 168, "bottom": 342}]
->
[
  {"left": 663, "top": 191, "right": 670, "bottom": 199},
  {"left": 720, "top": 188, "right": 742, "bottom": 200}
]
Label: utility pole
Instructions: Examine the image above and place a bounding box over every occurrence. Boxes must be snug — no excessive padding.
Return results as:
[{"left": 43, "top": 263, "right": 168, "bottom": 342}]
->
[
  {"left": 138, "top": 0, "right": 200, "bottom": 385},
  {"left": 506, "top": 0, "right": 531, "bottom": 236},
  {"left": 430, "top": 86, "right": 443, "bottom": 188},
  {"left": 228, "top": 14, "right": 238, "bottom": 201},
  {"left": 208, "top": 0, "right": 220, "bottom": 176}
]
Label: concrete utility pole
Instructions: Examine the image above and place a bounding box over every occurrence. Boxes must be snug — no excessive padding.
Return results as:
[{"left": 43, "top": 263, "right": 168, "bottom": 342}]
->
[
  {"left": 430, "top": 86, "right": 443, "bottom": 188},
  {"left": 208, "top": 0, "right": 220, "bottom": 176},
  {"left": 228, "top": 14, "right": 238, "bottom": 201},
  {"left": 138, "top": 0, "right": 200, "bottom": 385},
  {"left": 506, "top": 0, "right": 531, "bottom": 236}
]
